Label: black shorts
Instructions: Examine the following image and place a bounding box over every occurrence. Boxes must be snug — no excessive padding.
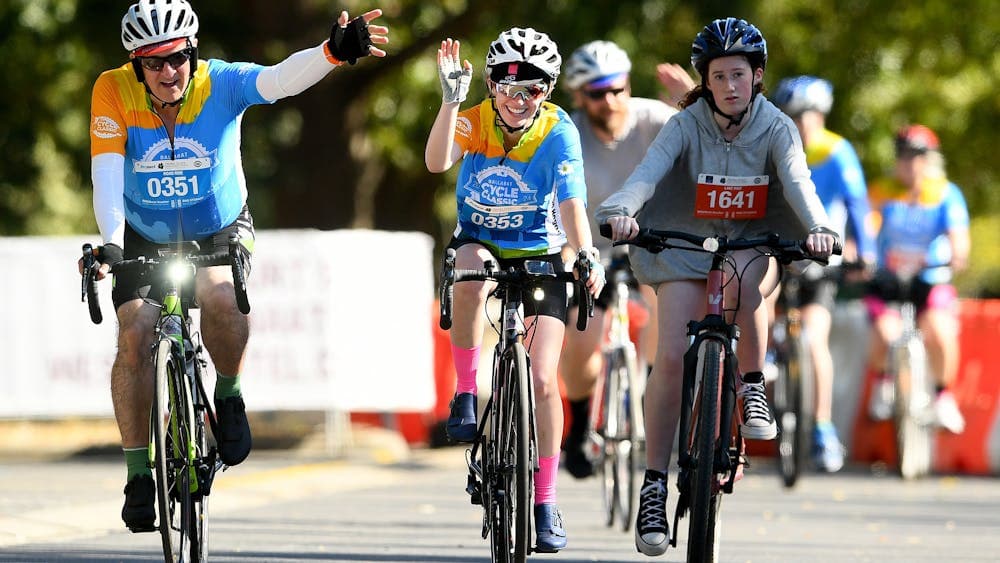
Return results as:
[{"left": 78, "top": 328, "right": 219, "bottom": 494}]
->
[
  {"left": 112, "top": 206, "right": 255, "bottom": 309},
  {"left": 568, "top": 253, "right": 636, "bottom": 312},
  {"left": 447, "top": 238, "right": 569, "bottom": 322},
  {"left": 797, "top": 276, "right": 837, "bottom": 310}
]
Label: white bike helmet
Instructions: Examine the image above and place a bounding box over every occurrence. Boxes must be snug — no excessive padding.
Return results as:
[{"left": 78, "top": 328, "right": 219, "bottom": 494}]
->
[
  {"left": 563, "top": 40, "right": 631, "bottom": 90},
  {"left": 486, "top": 27, "right": 562, "bottom": 84},
  {"left": 773, "top": 75, "right": 834, "bottom": 117},
  {"left": 121, "top": 0, "right": 199, "bottom": 53}
]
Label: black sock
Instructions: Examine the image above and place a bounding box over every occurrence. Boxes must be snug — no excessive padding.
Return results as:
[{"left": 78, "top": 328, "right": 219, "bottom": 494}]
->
[
  {"left": 644, "top": 469, "right": 667, "bottom": 482},
  {"left": 742, "top": 371, "right": 764, "bottom": 385},
  {"left": 568, "top": 397, "right": 590, "bottom": 438}
]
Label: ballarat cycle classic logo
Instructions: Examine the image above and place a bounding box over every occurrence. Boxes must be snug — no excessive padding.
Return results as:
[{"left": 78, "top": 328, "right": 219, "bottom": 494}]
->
[
  {"left": 461, "top": 165, "right": 537, "bottom": 230},
  {"left": 91, "top": 116, "right": 123, "bottom": 139}
]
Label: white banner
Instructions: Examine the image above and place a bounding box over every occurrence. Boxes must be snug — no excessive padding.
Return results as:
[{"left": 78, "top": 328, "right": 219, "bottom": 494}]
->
[{"left": 0, "top": 230, "right": 436, "bottom": 418}]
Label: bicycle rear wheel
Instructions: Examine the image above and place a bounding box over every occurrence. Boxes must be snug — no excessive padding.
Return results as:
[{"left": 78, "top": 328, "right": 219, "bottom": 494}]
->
[
  {"left": 598, "top": 348, "right": 623, "bottom": 528},
  {"left": 774, "top": 324, "right": 813, "bottom": 488},
  {"left": 686, "top": 338, "right": 724, "bottom": 563},
  {"left": 894, "top": 337, "right": 933, "bottom": 479},
  {"left": 489, "top": 343, "right": 532, "bottom": 563},
  {"left": 152, "top": 339, "right": 199, "bottom": 562}
]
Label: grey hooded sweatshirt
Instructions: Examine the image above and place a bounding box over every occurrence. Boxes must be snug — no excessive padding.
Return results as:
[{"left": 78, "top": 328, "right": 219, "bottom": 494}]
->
[{"left": 595, "top": 93, "right": 831, "bottom": 286}]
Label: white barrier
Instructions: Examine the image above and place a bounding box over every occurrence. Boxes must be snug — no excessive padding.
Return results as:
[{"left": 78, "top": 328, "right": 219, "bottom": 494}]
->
[{"left": 0, "top": 230, "right": 436, "bottom": 418}]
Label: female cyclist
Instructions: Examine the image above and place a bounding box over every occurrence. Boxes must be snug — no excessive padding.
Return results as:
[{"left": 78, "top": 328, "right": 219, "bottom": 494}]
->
[
  {"left": 425, "top": 28, "right": 604, "bottom": 552},
  {"left": 596, "top": 18, "right": 838, "bottom": 556}
]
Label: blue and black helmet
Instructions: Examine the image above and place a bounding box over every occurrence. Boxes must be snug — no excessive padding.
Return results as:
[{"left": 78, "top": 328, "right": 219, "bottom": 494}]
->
[{"left": 690, "top": 17, "right": 767, "bottom": 77}]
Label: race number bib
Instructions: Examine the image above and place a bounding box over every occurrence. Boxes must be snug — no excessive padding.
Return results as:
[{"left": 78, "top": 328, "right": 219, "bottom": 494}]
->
[
  {"left": 132, "top": 156, "right": 213, "bottom": 210},
  {"left": 694, "top": 174, "right": 768, "bottom": 219}
]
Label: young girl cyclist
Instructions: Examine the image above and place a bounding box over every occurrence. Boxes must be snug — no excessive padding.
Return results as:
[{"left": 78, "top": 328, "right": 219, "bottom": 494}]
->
[
  {"left": 425, "top": 28, "right": 605, "bottom": 552},
  {"left": 596, "top": 18, "right": 838, "bottom": 556}
]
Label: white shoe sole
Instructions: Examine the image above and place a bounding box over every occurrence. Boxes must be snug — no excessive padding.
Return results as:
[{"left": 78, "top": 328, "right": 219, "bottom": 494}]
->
[
  {"left": 741, "top": 422, "right": 778, "bottom": 440},
  {"left": 635, "top": 532, "right": 668, "bottom": 556}
]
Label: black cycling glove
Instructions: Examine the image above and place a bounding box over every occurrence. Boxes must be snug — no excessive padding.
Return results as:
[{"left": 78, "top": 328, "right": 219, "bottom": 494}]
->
[
  {"left": 328, "top": 16, "right": 372, "bottom": 65},
  {"left": 97, "top": 243, "right": 124, "bottom": 267}
]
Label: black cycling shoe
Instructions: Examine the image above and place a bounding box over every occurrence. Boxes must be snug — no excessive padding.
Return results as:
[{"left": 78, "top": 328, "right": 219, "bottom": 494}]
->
[
  {"left": 445, "top": 393, "right": 477, "bottom": 443},
  {"left": 121, "top": 474, "right": 156, "bottom": 532},
  {"left": 563, "top": 432, "right": 595, "bottom": 479},
  {"left": 215, "top": 395, "right": 252, "bottom": 466}
]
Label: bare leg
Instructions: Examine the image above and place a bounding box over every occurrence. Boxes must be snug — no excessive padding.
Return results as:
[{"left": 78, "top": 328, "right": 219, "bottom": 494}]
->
[
  {"left": 560, "top": 307, "right": 607, "bottom": 401},
  {"left": 528, "top": 315, "right": 568, "bottom": 458},
  {"left": 196, "top": 266, "right": 249, "bottom": 375},
  {"left": 112, "top": 300, "right": 160, "bottom": 448},
  {"left": 802, "top": 303, "right": 835, "bottom": 421}
]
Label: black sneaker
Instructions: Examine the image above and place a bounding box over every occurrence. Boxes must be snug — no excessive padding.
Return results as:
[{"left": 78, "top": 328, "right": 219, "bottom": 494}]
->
[
  {"left": 121, "top": 474, "right": 156, "bottom": 532},
  {"left": 738, "top": 376, "right": 778, "bottom": 440},
  {"left": 215, "top": 395, "right": 252, "bottom": 465},
  {"left": 563, "top": 431, "right": 595, "bottom": 479},
  {"left": 635, "top": 470, "right": 669, "bottom": 556}
]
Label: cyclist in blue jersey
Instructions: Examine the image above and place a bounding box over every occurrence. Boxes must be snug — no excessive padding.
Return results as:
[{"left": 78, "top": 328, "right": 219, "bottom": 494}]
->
[
  {"left": 81, "top": 0, "right": 388, "bottom": 532},
  {"left": 426, "top": 28, "right": 605, "bottom": 552},
  {"left": 772, "top": 75, "right": 877, "bottom": 472},
  {"left": 865, "top": 125, "right": 970, "bottom": 434}
]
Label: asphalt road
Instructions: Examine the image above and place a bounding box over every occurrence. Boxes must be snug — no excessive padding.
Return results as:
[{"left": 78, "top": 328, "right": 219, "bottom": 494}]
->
[{"left": 1, "top": 440, "right": 998, "bottom": 562}]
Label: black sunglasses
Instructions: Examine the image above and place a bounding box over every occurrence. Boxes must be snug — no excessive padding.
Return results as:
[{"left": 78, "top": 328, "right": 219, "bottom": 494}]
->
[
  {"left": 583, "top": 87, "right": 626, "bottom": 100},
  {"left": 139, "top": 49, "right": 193, "bottom": 72}
]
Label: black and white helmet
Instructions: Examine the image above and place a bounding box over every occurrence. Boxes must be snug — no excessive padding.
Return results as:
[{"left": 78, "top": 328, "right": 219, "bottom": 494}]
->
[
  {"left": 486, "top": 27, "right": 562, "bottom": 83},
  {"left": 121, "top": 0, "right": 199, "bottom": 52},
  {"left": 563, "top": 40, "right": 631, "bottom": 90}
]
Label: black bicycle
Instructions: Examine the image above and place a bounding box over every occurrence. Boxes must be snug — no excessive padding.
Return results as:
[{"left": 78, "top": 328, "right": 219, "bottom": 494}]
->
[
  {"left": 439, "top": 248, "right": 592, "bottom": 563},
  {"left": 81, "top": 236, "right": 249, "bottom": 563},
  {"left": 608, "top": 226, "right": 837, "bottom": 562}
]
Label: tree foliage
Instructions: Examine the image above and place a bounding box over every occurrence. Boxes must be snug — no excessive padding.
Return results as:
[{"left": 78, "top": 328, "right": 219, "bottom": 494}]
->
[{"left": 2, "top": 0, "right": 997, "bottom": 293}]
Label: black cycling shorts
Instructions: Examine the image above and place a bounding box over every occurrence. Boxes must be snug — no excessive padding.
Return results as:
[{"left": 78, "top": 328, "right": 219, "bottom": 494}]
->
[
  {"left": 447, "top": 238, "right": 569, "bottom": 322},
  {"left": 112, "top": 206, "right": 255, "bottom": 309},
  {"left": 797, "top": 276, "right": 838, "bottom": 310}
]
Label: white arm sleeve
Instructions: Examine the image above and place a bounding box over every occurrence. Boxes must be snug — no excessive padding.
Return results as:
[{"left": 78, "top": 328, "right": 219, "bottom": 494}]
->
[
  {"left": 256, "top": 43, "right": 337, "bottom": 102},
  {"left": 92, "top": 153, "right": 126, "bottom": 246}
]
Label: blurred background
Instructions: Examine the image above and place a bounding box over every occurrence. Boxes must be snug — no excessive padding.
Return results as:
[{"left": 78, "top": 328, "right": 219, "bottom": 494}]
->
[{"left": 1, "top": 0, "right": 998, "bottom": 295}]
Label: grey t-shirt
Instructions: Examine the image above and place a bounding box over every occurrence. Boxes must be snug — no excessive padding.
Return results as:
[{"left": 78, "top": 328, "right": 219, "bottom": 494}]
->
[{"left": 572, "top": 97, "right": 678, "bottom": 254}]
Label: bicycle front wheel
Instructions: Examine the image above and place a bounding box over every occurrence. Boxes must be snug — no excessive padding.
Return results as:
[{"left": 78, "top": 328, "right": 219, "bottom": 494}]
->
[
  {"left": 775, "top": 325, "right": 813, "bottom": 488},
  {"left": 599, "top": 348, "right": 623, "bottom": 529},
  {"left": 489, "top": 343, "right": 532, "bottom": 563},
  {"left": 686, "top": 338, "right": 724, "bottom": 563},
  {"left": 152, "top": 339, "right": 198, "bottom": 562},
  {"left": 894, "top": 337, "right": 933, "bottom": 479}
]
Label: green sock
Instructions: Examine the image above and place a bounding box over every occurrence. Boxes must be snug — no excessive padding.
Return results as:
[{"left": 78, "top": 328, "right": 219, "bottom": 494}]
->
[
  {"left": 214, "top": 371, "right": 242, "bottom": 400},
  {"left": 124, "top": 447, "right": 151, "bottom": 480}
]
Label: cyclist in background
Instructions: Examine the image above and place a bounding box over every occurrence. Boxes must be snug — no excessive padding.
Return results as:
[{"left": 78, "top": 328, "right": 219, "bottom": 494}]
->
[
  {"left": 865, "top": 125, "right": 970, "bottom": 434},
  {"left": 772, "top": 76, "right": 877, "bottom": 473},
  {"left": 558, "top": 40, "right": 689, "bottom": 479},
  {"left": 84, "top": 0, "right": 388, "bottom": 532},
  {"left": 426, "top": 29, "right": 605, "bottom": 552},
  {"left": 596, "top": 18, "right": 838, "bottom": 555}
]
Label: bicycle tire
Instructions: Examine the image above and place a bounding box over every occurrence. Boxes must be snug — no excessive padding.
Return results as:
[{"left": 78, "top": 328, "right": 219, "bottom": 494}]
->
[
  {"left": 621, "top": 343, "right": 644, "bottom": 533},
  {"left": 686, "top": 338, "right": 724, "bottom": 563},
  {"left": 152, "top": 339, "right": 196, "bottom": 562},
  {"left": 894, "top": 336, "right": 933, "bottom": 480},
  {"left": 189, "top": 359, "right": 210, "bottom": 562},
  {"left": 599, "top": 348, "right": 622, "bottom": 529},
  {"left": 775, "top": 324, "right": 813, "bottom": 488},
  {"left": 489, "top": 344, "right": 532, "bottom": 563}
]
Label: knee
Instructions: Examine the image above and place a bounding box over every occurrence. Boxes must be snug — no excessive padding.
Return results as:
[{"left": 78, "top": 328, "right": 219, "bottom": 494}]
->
[
  {"left": 117, "top": 322, "right": 153, "bottom": 367},
  {"left": 533, "top": 371, "right": 561, "bottom": 402},
  {"left": 198, "top": 281, "right": 238, "bottom": 316}
]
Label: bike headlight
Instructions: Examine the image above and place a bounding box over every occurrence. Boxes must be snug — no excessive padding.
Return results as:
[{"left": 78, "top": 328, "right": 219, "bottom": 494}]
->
[
  {"left": 533, "top": 287, "right": 545, "bottom": 301},
  {"left": 703, "top": 237, "right": 720, "bottom": 252},
  {"left": 168, "top": 260, "right": 192, "bottom": 283}
]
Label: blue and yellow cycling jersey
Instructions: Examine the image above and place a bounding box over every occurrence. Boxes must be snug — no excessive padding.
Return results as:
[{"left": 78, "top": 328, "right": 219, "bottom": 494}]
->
[
  {"left": 452, "top": 100, "right": 586, "bottom": 258},
  {"left": 90, "top": 59, "right": 271, "bottom": 243},
  {"left": 870, "top": 176, "right": 969, "bottom": 284},
  {"left": 804, "top": 128, "right": 876, "bottom": 260}
]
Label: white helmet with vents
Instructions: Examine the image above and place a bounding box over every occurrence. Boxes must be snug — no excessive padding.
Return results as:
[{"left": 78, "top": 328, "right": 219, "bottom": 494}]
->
[
  {"left": 563, "top": 40, "right": 632, "bottom": 90},
  {"left": 121, "top": 0, "right": 199, "bottom": 52},
  {"left": 486, "top": 27, "right": 562, "bottom": 83}
]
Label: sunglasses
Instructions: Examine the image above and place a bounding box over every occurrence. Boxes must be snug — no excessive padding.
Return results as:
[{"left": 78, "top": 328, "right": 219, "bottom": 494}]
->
[
  {"left": 138, "top": 49, "right": 193, "bottom": 72},
  {"left": 583, "top": 87, "right": 626, "bottom": 100},
  {"left": 494, "top": 82, "right": 549, "bottom": 101}
]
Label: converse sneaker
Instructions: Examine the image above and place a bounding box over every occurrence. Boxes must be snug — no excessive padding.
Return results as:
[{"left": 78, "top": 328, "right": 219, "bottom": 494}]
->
[
  {"left": 738, "top": 373, "right": 777, "bottom": 440},
  {"left": 635, "top": 470, "right": 669, "bottom": 556}
]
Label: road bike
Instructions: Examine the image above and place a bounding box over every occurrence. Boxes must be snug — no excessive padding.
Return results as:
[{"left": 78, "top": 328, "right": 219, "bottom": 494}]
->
[
  {"left": 608, "top": 226, "right": 837, "bottom": 563},
  {"left": 769, "top": 269, "right": 813, "bottom": 488},
  {"left": 585, "top": 253, "right": 646, "bottom": 531},
  {"left": 81, "top": 236, "right": 250, "bottom": 563},
  {"left": 439, "top": 248, "right": 592, "bottom": 563}
]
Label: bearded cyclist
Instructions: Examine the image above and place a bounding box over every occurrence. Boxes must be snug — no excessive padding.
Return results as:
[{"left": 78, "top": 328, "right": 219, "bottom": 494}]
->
[{"left": 83, "top": 0, "right": 388, "bottom": 532}]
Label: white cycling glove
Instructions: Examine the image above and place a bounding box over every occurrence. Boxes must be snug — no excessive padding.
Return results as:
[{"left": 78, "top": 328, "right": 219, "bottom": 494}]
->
[{"left": 438, "top": 54, "right": 472, "bottom": 104}]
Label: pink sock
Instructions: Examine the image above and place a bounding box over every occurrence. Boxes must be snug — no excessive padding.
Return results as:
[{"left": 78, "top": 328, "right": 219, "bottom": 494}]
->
[
  {"left": 534, "top": 454, "right": 559, "bottom": 505},
  {"left": 451, "top": 344, "right": 481, "bottom": 395}
]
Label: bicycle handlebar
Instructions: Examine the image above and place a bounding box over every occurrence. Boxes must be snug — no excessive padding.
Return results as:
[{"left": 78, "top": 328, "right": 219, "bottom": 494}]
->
[
  {"left": 81, "top": 235, "right": 250, "bottom": 325},
  {"left": 438, "top": 248, "right": 593, "bottom": 332},
  {"left": 598, "top": 224, "right": 841, "bottom": 265}
]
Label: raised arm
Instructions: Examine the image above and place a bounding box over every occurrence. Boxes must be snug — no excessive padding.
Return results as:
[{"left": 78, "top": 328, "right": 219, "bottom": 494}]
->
[{"left": 425, "top": 38, "right": 472, "bottom": 173}]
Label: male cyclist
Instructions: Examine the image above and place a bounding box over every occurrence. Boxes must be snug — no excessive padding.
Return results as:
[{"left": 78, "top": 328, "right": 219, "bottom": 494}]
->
[
  {"left": 772, "top": 76, "right": 877, "bottom": 472},
  {"left": 558, "top": 40, "right": 689, "bottom": 479},
  {"left": 865, "top": 125, "right": 969, "bottom": 434},
  {"left": 83, "top": 0, "right": 388, "bottom": 532}
]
